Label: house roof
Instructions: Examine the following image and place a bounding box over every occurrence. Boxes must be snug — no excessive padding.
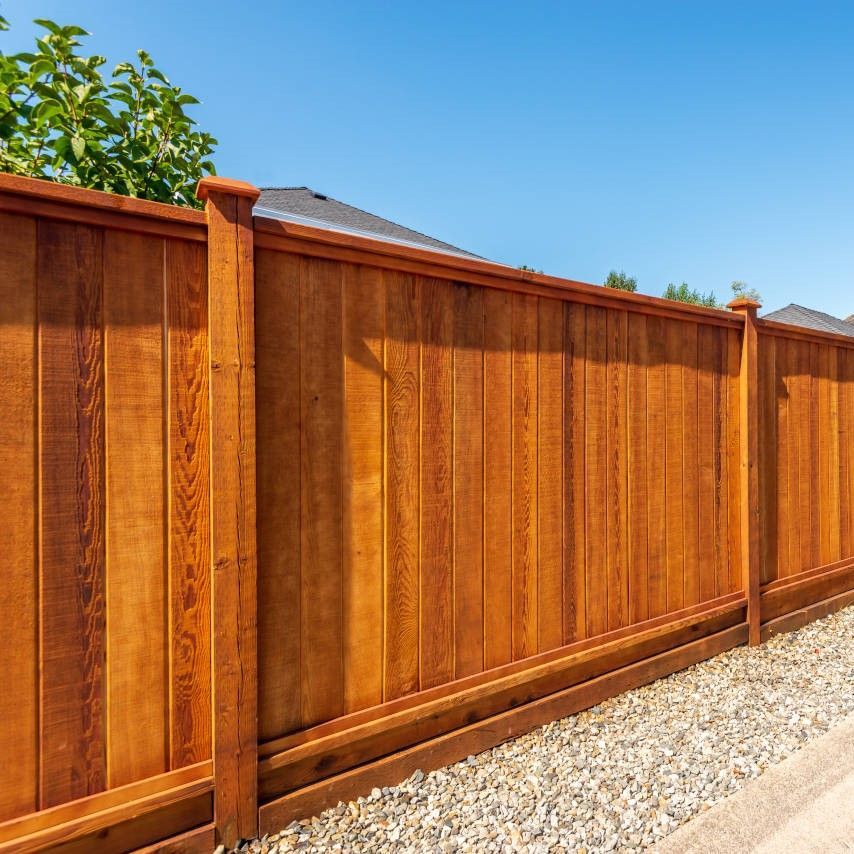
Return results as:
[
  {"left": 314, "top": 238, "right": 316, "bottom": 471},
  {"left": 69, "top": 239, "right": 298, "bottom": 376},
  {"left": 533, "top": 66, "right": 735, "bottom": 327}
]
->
[
  {"left": 255, "top": 187, "right": 481, "bottom": 259},
  {"left": 761, "top": 303, "right": 854, "bottom": 338}
]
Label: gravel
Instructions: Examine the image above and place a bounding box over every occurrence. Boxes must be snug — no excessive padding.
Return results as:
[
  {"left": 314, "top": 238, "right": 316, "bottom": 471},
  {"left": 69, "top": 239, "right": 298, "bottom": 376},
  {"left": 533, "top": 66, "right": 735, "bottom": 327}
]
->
[{"left": 232, "top": 605, "right": 854, "bottom": 853}]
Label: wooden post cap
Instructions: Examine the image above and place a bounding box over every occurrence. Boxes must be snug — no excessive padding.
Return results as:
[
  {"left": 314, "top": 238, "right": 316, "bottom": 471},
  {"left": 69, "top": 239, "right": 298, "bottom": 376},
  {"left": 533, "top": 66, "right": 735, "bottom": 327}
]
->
[
  {"left": 196, "top": 176, "right": 261, "bottom": 203},
  {"left": 727, "top": 297, "right": 762, "bottom": 312}
]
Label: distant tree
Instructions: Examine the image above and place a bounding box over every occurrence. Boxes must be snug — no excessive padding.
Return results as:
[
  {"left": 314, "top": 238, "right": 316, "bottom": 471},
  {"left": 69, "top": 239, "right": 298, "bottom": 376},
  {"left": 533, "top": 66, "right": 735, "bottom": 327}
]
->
[
  {"left": 604, "top": 269, "right": 638, "bottom": 292},
  {"left": 730, "top": 280, "right": 762, "bottom": 303},
  {"left": 518, "top": 264, "right": 543, "bottom": 273},
  {"left": 0, "top": 15, "right": 216, "bottom": 207},
  {"left": 662, "top": 282, "right": 719, "bottom": 308}
]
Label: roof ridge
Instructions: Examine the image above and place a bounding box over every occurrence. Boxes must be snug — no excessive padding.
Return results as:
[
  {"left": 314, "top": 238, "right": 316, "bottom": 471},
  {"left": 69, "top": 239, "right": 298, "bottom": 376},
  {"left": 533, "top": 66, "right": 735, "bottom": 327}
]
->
[{"left": 315, "top": 191, "right": 475, "bottom": 257}]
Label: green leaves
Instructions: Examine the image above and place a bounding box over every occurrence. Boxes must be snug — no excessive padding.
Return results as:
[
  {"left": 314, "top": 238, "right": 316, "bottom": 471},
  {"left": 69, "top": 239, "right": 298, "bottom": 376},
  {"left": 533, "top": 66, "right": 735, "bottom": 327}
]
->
[
  {"left": 0, "top": 16, "right": 216, "bottom": 207},
  {"left": 662, "top": 282, "right": 720, "bottom": 308}
]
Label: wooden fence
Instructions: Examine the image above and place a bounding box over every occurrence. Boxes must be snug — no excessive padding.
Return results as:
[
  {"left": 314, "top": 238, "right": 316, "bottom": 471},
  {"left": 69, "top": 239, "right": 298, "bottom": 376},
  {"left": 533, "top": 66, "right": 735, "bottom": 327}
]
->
[{"left": 0, "top": 172, "right": 852, "bottom": 852}]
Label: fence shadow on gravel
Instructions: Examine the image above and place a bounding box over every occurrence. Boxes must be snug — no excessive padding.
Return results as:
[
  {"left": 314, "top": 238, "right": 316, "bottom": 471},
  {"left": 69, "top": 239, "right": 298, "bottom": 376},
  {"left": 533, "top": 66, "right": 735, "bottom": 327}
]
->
[{"left": 0, "top": 172, "right": 853, "bottom": 852}]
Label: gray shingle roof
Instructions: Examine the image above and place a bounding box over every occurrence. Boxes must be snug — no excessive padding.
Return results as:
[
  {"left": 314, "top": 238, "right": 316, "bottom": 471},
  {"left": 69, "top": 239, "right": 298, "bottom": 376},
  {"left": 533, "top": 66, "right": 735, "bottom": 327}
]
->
[
  {"left": 256, "top": 187, "right": 481, "bottom": 259},
  {"left": 761, "top": 304, "right": 854, "bottom": 337}
]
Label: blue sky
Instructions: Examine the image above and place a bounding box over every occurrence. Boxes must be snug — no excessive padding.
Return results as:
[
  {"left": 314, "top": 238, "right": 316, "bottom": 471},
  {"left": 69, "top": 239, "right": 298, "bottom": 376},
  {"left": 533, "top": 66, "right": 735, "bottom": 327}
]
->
[{"left": 4, "top": 1, "right": 854, "bottom": 316}]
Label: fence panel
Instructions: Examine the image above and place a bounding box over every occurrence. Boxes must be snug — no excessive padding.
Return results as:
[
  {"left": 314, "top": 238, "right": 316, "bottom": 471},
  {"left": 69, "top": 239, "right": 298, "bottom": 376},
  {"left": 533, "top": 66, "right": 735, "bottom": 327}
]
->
[
  {"left": 253, "top": 220, "right": 749, "bottom": 826},
  {"left": 758, "top": 322, "right": 854, "bottom": 634},
  {"left": 0, "top": 176, "right": 213, "bottom": 852}
]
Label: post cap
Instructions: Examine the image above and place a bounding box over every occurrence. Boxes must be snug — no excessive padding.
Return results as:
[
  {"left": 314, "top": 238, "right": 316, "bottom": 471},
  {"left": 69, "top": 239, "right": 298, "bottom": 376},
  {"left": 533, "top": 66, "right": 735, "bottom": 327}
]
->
[
  {"left": 196, "top": 176, "right": 260, "bottom": 203},
  {"left": 727, "top": 297, "right": 762, "bottom": 312}
]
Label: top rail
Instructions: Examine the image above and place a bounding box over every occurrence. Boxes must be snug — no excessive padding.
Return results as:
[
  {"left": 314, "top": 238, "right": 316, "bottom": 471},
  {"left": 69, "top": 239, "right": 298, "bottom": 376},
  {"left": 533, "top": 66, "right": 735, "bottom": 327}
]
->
[
  {"left": 757, "top": 316, "right": 854, "bottom": 350},
  {"left": 253, "top": 215, "right": 746, "bottom": 329},
  {"left": 0, "top": 172, "right": 207, "bottom": 242}
]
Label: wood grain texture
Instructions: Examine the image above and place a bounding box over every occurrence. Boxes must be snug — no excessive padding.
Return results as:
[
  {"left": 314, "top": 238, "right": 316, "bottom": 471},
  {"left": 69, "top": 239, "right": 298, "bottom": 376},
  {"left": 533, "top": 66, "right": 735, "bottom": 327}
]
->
[
  {"left": 511, "top": 293, "right": 539, "bottom": 659},
  {"left": 758, "top": 334, "right": 778, "bottom": 585},
  {"left": 166, "top": 239, "right": 211, "bottom": 768},
  {"left": 775, "top": 336, "right": 791, "bottom": 579},
  {"left": 483, "top": 288, "right": 513, "bottom": 669},
  {"left": 206, "top": 188, "right": 258, "bottom": 845},
  {"left": 646, "top": 316, "right": 667, "bottom": 618},
  {"left": 606, "top": 309, "right": 628, "bottom": 631},
  {"left": 664, "top": 319, "right": 685, "bottom": 613},
  {"left": 785, "top": 339, "right": 802, "bottom": 576},
  {"left": 103, "top": 231, "right": 167, "bottom": 788},
  {"left": 342, "top": 264, "right": 385, "bottom": 710},
  {"left": 585, "top": 306, "right": 607, "bottom": 637},
  {"left": 385, "top": 272, "right": 421, "bottom": 698},
  {"left": 452, "top": 283, "right": 484, "bottom": 678},
  {"left": 0, "top": 212, "right": 37, "bottom": 821},
  {"left": 713, "top": 328, "right": 729, "bottom": 598},
  {"left": 731, "top": 304, "right": 760, "bottom": 645},
  {"left": 38, "top": 219, "right": 107, "bottom": 808},
  {"left": 256, "top": 249, "right": 301, "bottom": 740},
  {"left": 682, "top": 323, "right": 700, "bottom": 607},
  {"left": 299, "top": 256, "right": 344, "bottom": 723},
  {"left": 537, "top": 297, "right": 564, "bottom": 652},
  {"left": 420, "top": 278, "right": 455, "bottom": 688},
  {"left": 564, "top": 303, "right": 586, "bottom": 642},
  {"left": 698, "top": 326, "right": 718, "bottom": 602},
  {"left": 627, "top": 314, "right": 649, "bottom": 624},
  {"left": 727, "top": 329, "right": 742, "bottom": 594}
]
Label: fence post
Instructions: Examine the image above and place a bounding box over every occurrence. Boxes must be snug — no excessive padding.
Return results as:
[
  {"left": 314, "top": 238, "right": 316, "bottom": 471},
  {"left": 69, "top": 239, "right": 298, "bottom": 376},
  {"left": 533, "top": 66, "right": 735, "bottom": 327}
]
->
[
  {"left": 197, "top": 176, "right": 261, "bottom": 846},
  {"left": 727, "top": 297, "right": 762, "bottom": 646}
]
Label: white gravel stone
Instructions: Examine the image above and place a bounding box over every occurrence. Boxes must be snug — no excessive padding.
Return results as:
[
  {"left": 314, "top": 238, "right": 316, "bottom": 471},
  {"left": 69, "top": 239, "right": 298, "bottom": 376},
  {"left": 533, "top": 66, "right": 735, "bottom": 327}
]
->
[{"left": 241, "top": 605, "right": 854, "bottom": 853}]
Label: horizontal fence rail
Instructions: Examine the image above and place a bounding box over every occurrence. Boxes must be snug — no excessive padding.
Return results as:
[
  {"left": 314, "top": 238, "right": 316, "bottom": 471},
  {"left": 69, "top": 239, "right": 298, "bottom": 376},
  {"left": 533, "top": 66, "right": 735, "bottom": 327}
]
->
[{"left": 0, "top": 172, "right": 852, "bottom": 850}]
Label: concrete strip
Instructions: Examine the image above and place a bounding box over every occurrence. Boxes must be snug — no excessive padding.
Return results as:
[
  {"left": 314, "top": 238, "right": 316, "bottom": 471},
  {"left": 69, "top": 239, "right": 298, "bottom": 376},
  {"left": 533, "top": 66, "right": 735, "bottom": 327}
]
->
[{"left": 653, "top": 715, "right": 854, "bottom": 853}]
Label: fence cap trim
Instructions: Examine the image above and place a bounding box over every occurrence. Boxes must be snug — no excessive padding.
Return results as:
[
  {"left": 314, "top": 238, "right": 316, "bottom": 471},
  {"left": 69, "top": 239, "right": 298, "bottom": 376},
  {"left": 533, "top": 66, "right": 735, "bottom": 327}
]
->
[
  {"left": 197, "top": 176, "right": 260, "bottom": 202},
  {"left": 727, "top": 297, "right": 762, "bottom": 312}
]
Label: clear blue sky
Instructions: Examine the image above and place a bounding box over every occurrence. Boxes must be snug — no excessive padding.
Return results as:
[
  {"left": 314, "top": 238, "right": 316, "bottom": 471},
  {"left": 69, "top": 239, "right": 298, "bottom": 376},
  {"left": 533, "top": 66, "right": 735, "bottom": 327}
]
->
[{"left": 4, "top": 1, "right": 854, "bottom": 316}]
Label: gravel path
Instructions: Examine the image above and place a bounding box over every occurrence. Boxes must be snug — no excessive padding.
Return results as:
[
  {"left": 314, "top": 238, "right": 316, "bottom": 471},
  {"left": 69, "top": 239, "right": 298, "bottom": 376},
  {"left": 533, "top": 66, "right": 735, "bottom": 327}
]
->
[{"left": 241, "top": 605, "right": 854, "bottom": 854}]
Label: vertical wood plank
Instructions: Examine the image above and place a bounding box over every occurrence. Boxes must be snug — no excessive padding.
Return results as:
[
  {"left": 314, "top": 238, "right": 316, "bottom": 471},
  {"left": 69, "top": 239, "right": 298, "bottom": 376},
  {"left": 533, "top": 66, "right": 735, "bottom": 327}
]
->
[
  {"left": 797, "top": 342, "right": 813, "bottom": 572},
  {"left": 646, "top": 315, "right": 667, "bottom": 618},
  {"left": 713, "top": 328, "right": 730, "bottom": 598},
  {"left": 511, "top": 293, "right": 538, "bottom": 659},
  {"left": 585, "top": 306, "right": 607, "bottom": 637},
  {"left": 483, "top": 289, "right": 513, "bottom": 669},
  {"left": 199, "top": 178, "right": 259, "bottom": 846},
  {"left": 840, "top": 349, "right": 853, "bottom": 559},
  {"left": 808, "top": 343, "right": 821, "bottom": 569},
  {"left": 728, "top": 300, "right": 760, "bottom": 645},
  {"left": 420, "top": 279, "right": 454, "bottom": 688},
  {"left": 104, "top": 232, "right": 167, "bottom": 787},
  {"left": 537, "top": 297, "right": 564, "bottom": 652},
  {"left": 726, "top": 328, "right": 743, "bottom": 594},
  {"left": 697, "top": 325, "right": 718, "bottom": 601},
  {"left": 38, "top": 220, "right": 107, "bottom": 808},
  {"left": 785, "top": 339, "right": 802, "bottom": 576},
  {"left": 758, "top": 334, "right": 778, "bottom": 585},
  {"left": 166, "top": 239, "right": 212, "bottom": 767},
  {"left": 342, "top": 264, "right": 385, "bottom": 711},
  {"left": 0, "top": 213, "right": 37, "bottom": 821},
  {"left": 682, "top": 322, "right": 700, "bottom": 607},
  {"left": 300, "top": 257, "right": 344, "bottom": 723},
  {"left": 627, "top": 313, "right": 649, "bottom": 624},
  {"left": 664, "top": 319, "right": 684, "bottom": 612},
  {"left": 775, "top": 337, "right": 791, "bottom": 579},
  {"left": 256, "top": 250, "right": 301, "bottom": 740},
  {"left": 818, "top": 346, "right": 832, "bottom": 566},
  {"left": 563, "top": 303, "right": 587, "bottom": 642},
  {"left": 606, "top": 309, "right": 628, "bottom": 631},
  {"left": 385, "top": 272, "right": 421, "bottom": 697},
  {"left": 453, "top": 284, "right": 484, "bottom": 678}
]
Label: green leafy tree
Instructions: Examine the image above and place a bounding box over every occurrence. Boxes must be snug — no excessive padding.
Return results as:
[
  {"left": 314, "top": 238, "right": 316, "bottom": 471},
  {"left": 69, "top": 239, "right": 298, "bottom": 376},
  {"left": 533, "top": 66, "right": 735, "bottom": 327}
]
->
[
  {"left": 604, "top": 269, "right": 638, "bottom": 292},
  {"left": 730, "top": 280, "right": 762, "bottom": 303},
  {"left": 662, "top": 282, "right": 719, "bottom": 308},
  {"left": 0, "top": 16, "right": 216, "bottom": 207},
  {"left": 518, "top": 264, "right": 543, "bottom": 273}
]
